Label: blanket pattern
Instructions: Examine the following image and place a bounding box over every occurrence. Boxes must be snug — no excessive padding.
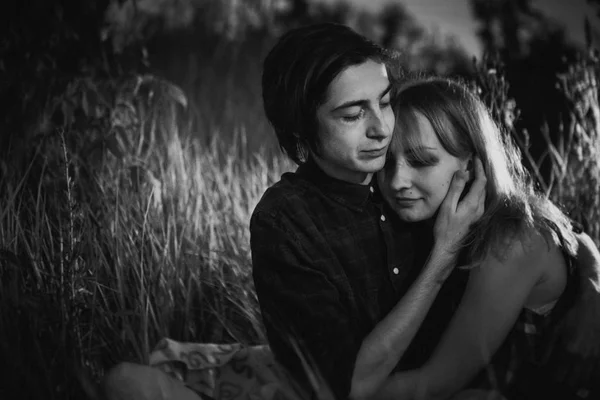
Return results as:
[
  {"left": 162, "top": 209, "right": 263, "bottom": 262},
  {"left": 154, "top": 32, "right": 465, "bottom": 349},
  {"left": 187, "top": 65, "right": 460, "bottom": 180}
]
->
[{"left": 149, "top": 338, "right": 308, "bottom": 400}]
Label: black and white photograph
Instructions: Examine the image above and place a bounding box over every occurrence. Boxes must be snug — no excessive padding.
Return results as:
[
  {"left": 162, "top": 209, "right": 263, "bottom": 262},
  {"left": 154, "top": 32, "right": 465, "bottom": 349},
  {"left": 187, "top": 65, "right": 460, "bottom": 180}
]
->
[{"left": 2, "top": 1, "right": 600, "bottom": 399}]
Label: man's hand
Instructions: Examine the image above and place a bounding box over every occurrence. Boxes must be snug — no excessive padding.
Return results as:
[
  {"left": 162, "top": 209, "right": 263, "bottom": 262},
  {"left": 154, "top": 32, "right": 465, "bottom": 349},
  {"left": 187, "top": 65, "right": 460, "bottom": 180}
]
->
[
  {"left": 433, "top": 157, "right": 487, "bottom": 256},
  {"left": 543, "top": 231, "right": 600, "bottom": 390}
]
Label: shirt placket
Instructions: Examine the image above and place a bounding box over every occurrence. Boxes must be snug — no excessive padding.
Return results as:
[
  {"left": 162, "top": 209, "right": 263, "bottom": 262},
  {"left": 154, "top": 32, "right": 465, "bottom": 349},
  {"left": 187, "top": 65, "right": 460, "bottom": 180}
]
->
[{"left": 372, "top": 195, "right": 414, "bottom": 293}]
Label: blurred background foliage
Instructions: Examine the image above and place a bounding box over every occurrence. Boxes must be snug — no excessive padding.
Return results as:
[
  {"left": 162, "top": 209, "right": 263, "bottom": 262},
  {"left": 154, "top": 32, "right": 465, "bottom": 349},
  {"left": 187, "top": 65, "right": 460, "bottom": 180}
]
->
[
  {"left": 1, "top": 0, "right": 476, "bottom": 160},
  {"left": 0, "top": 0, "right": 599, "bottom": 399}
]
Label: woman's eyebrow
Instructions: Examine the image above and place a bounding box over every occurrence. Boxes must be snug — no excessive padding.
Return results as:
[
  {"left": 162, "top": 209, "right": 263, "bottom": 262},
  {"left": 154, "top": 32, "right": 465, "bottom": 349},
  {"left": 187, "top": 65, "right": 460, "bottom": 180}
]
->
[
  {"left": 379, "top": 84, "right": 392, "bottom": 99},
  {"left": 405, "top": 146, "right": 437, "bottom": 154},
  {"left": 413, "top": 146, "right": 436, "bottom": 150}
]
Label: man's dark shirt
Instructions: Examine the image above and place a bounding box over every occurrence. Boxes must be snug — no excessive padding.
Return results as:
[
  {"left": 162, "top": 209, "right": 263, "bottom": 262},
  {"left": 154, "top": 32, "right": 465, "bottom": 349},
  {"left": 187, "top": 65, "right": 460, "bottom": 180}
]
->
[{"left": 250, "top": 159, "right": 468, "bottom": 399}]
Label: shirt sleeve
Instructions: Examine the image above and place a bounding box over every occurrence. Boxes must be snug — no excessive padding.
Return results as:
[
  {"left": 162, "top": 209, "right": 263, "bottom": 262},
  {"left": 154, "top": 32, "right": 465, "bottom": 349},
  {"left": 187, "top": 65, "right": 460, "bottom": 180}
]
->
[{"left": 251, "top": 209, "right": 362, "bottom": 400}]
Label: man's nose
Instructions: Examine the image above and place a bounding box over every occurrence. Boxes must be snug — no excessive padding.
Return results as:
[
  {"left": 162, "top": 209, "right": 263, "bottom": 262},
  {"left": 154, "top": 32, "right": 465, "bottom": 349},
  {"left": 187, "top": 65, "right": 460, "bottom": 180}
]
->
[{"left": 367, "top": 109, "right": 392, "bottom": 139}]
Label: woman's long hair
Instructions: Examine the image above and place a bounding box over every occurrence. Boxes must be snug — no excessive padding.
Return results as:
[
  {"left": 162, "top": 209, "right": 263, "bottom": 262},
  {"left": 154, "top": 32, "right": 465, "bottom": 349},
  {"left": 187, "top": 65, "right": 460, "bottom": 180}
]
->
[{"left": 391, "top": 77, "right": 577, "bottom": 266}]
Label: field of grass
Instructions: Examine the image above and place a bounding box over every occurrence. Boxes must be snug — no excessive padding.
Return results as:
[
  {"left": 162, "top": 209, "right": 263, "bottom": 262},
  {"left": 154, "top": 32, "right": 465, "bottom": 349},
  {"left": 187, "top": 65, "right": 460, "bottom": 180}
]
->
[
  {"left": 0, "top": 111, "right": 294, "bottom": 398},
  {"left": 0, "top": 49, "right": 598, "bottom": 400}
]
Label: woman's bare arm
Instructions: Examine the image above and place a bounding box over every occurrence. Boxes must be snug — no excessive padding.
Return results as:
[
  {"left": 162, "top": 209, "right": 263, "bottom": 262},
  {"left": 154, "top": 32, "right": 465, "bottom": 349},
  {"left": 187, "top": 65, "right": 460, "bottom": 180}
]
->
[
  {"left": 375, "top": 229, "right": 563, "bottom": 400},
  {"left": 350, "top": 245, "right": 457, "bottom": 400},
  {"left": 350, "top": 159, "right": 487, "bottom": 400}
]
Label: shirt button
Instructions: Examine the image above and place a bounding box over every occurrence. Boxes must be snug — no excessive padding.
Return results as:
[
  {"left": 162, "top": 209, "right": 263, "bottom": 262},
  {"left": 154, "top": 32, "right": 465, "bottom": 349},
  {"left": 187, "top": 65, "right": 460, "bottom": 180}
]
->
[
  {"left": 380, "top": 215, "right": 386, "bottom": 222},
  {"left": 369, "top": 186, "right": 374, "bottom": 193},
  {"left": 393, "top": 267, "right": 399, "bottom": 275}
]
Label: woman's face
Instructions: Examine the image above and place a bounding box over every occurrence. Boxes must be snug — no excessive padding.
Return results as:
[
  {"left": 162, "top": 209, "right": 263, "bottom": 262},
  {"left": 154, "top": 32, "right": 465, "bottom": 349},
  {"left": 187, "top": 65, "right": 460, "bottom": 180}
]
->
[{"left": 378, "top": 111, "right": 468, "bottom": 223}]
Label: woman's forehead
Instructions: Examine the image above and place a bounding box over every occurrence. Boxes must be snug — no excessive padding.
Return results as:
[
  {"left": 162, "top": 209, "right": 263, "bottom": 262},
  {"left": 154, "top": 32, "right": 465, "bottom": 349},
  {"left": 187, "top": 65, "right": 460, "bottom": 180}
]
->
[{"left": 394, "top": 110, "right": 440, "bottom": 147}]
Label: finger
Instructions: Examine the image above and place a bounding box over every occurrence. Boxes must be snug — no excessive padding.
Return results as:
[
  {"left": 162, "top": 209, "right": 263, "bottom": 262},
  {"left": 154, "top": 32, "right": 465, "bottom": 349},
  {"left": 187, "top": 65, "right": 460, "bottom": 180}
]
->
[
  {"left": 470, "top": 157, "right": 487, "bottom": 196},
  {"left": 475, "top": 184, "right": 487, "bottom": 217},
  {"left": 458, "top": 157, "right": 487, "bottom": 206},
  {"left": 441, "top": 170, "right": 469, "bottom": 212}
]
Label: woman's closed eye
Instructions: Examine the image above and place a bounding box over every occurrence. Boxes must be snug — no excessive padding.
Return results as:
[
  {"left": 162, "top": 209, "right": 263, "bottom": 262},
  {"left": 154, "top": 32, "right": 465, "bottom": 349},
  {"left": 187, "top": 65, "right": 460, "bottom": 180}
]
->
[
  {"left": 407, "top": 156, "right": 437, "bottom": 167},
  {"left": 384, "top": 156, "right": 436, "bottom": 170},
  {"left": 380, "top": 96, "right": 391, "bottom": 109}
]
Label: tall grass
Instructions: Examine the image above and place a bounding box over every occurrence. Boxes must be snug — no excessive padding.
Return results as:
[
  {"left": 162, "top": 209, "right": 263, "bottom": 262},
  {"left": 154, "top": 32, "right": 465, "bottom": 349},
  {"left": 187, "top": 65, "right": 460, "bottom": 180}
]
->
[
  {"left": 0, "top": 120, "right": 294, "bottom": 398},
  {"left": 1, "top": 46, "right": 599, "bottom": 400},
  {"left": 474, "top": 52, "right": 600, "bottom": 247}
]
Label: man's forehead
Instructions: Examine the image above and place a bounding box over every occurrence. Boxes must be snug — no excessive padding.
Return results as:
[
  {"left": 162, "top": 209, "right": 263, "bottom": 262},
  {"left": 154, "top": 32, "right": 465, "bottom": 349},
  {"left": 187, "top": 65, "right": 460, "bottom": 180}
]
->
[
  {"left": 325, "top": 61, "right": 390, "bottom": 103},
  {"left": 338, "top": 60, "right": 388, "bottom": 78}
]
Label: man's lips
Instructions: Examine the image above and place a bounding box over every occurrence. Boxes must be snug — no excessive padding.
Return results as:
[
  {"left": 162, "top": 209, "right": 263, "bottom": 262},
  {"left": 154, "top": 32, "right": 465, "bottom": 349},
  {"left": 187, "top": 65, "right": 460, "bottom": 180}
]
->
[{"left": 362, "top": 147, "right": 387, "bottom": 157}]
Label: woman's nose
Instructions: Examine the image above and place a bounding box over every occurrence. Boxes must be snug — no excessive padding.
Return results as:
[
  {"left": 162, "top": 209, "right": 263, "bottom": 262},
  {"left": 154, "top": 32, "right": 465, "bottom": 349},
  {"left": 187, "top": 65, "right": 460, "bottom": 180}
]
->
[{"left": 389, "top": 162, "right": 413, "bottom": 191}]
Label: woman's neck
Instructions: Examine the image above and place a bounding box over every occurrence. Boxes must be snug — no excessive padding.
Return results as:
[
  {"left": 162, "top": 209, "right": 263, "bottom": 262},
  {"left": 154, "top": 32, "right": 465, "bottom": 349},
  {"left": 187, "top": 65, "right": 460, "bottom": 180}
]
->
[
  {"left": 409, "top": 219, "right": 436, "bottom": 261},
  {"left": 412, "top": 218, "right": 435, "bottom": 237}
]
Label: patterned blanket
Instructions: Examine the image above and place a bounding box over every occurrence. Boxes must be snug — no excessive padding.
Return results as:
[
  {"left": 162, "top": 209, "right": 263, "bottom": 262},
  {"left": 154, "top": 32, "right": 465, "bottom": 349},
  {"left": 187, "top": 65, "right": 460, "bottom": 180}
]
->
[{"left": 149, "top": 338, "right": 310, "bottom": 400}]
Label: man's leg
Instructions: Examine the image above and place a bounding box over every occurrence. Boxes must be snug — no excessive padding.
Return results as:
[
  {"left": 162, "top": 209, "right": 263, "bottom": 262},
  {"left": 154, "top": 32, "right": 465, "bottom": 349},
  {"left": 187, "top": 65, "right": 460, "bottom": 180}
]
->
[{"left": 102, "top": 362, "right": 202, "bottom": 400}]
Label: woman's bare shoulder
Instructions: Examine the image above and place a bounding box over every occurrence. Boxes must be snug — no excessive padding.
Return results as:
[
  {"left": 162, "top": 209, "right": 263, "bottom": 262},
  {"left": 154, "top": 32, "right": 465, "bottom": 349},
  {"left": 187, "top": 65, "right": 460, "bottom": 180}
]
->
[
  {"left": 497, "top": 225, "right": 558, "bottom": 260},
  {"left": 477, "top": 226, "right": 560, "bottom": 282}
]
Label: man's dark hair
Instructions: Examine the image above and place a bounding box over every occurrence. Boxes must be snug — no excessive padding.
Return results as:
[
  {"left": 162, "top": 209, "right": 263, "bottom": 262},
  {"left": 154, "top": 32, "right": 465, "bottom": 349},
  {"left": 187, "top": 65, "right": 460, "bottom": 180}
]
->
[{"left": 262, "top": 23, "right": 393, "bottom": 165}]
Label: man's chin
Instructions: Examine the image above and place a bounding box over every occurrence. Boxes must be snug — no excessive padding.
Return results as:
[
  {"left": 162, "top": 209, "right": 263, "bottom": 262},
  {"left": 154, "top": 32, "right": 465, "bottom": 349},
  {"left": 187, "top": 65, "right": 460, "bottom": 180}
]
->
[{"left": 360, "top": 156, "right": 386, "bottom": 172}]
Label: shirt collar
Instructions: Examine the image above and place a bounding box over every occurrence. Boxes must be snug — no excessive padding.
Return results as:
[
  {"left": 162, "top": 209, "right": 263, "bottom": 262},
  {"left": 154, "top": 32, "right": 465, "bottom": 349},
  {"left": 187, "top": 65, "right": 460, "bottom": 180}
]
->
[{"left": 296, "top": 158, "right": 374, "bottom": 211}]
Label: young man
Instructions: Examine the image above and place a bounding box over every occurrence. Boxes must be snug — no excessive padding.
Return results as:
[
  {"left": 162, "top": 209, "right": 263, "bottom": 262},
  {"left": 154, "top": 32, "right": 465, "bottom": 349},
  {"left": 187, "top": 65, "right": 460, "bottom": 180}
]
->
[
  {"left": 251, "top": 22, "right": 489, "bottom": 400},
  {"left": 251, "top": 22, "right": 600, "bottom": 400}
]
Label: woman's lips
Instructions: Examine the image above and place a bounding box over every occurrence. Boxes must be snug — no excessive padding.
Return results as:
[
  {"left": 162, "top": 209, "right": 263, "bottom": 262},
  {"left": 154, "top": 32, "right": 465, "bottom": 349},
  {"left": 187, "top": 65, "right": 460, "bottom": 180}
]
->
[
  {"left": 362, "top": 147, "right": 387, "bottom": 158},
  {"left": 394, "top": 198, "right": 420, "bottom": 206}
]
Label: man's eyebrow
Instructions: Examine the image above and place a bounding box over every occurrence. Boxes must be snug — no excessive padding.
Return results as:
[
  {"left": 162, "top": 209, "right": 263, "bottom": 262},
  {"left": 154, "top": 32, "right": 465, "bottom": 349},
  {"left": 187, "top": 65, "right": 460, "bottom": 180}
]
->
[
  {"left": 331, "top": 84, "right": 393, "bottom": 113},
  {"left": 331, "top": 99, "right": 367, "bottom": 113}
]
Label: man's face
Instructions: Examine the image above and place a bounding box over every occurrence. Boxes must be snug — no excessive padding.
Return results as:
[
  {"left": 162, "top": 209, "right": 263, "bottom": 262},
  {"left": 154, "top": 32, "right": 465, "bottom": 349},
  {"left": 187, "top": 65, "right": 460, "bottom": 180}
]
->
[
  {"left": 378, "top": 111, "right": 468, "bottom": 223},
  {"left": 312, "top": 60, "right": 394, "bottom": 185}
]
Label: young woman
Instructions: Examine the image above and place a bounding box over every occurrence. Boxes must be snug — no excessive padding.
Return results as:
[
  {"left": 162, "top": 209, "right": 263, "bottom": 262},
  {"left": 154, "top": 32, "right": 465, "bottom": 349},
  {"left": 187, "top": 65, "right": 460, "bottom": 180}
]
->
[{"left": 375, "top": 77, "right": 597, "bottom": 400}]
